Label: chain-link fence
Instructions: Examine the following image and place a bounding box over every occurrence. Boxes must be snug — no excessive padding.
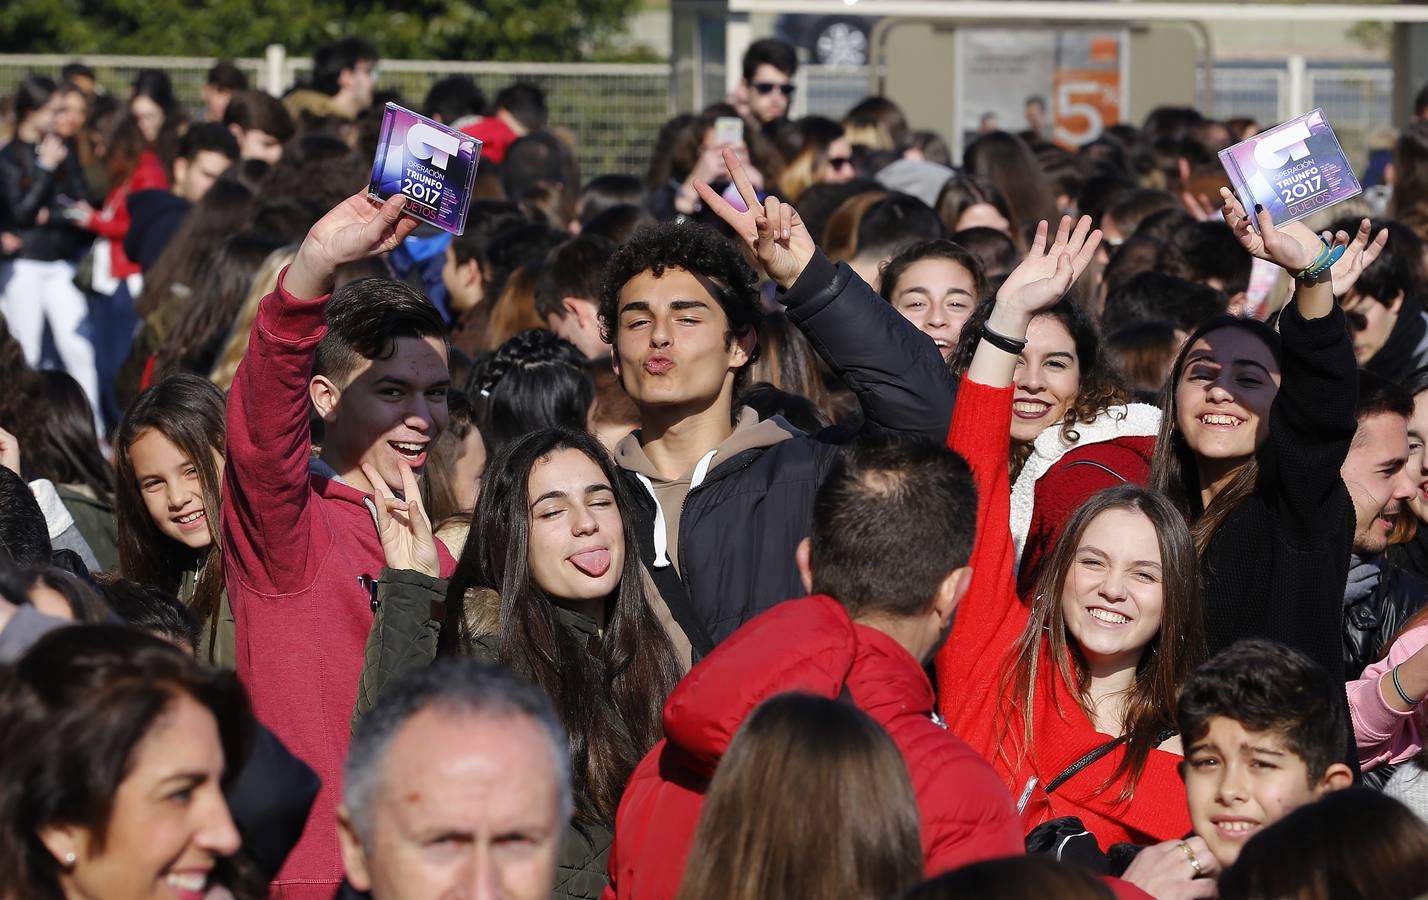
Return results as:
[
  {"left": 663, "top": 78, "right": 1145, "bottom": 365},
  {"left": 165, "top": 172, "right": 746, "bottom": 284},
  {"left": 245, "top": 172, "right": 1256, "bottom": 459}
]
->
[{"left": 0, "top": 52, "right": 1396, "bottom": 176}]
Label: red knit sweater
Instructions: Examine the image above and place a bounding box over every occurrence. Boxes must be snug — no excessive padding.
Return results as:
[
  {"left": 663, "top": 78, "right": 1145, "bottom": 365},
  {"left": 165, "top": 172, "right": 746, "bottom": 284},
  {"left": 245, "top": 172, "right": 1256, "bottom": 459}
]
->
[{"left": 935, "top": 378, "right": 1191, "bottom": 847}]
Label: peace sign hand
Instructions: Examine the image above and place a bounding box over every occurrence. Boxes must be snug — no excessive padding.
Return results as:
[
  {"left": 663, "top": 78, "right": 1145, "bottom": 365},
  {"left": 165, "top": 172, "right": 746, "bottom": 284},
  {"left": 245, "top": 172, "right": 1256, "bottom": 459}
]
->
[
  {"left": 361, "top": 461, "right": 440, "bottom": 578},
  {"left": 694, "top": 147, "right": 815, "bottom": 290}
]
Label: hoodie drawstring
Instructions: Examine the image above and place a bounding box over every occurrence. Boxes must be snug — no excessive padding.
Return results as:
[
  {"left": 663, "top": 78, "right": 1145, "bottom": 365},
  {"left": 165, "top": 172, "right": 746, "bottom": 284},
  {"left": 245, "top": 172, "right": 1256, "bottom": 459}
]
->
[{"left": 636, "top": 449, "right": 718, "bottom": 568}]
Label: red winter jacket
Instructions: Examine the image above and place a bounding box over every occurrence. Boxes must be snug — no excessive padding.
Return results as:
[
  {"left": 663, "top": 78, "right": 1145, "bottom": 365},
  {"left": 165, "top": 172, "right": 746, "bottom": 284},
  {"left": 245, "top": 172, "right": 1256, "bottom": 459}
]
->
[
  {"left": 222, "top": 270, "right": 455, "bottom": 899},
  {"left": 85, "top": 149, "right": 167, "bottom": 280},
  {"left": 936, "top": 378, "right": 1191, "bottom": 848},
  {"left": 603, "top": 593, "right": 1023, "bottom": 900}
]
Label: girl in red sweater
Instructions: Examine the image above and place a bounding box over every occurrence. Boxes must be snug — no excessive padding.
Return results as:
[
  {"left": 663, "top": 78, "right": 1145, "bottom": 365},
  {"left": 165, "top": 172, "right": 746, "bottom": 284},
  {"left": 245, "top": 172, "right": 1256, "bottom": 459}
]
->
[{"left": 937, "top": 215, "right": 1207, "bottom": 849}]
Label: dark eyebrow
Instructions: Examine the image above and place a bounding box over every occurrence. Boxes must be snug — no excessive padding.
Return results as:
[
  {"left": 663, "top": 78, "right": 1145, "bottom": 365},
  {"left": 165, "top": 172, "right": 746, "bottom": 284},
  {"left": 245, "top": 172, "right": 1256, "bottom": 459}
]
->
[
  {"left": 1042, "top": 351, "right": 1075, "bottom": 361},
  {"left": 670, "top": 299, "right": 711, "bottom": 312},
  {"left": 586, "top": 484, "right": 614, "bottom": 495},
  {"left": 1186, "top": 353, "right": 1273, "bottom": 377},
  {"left": 157, "top": 771, "right": 208, "bottom": 790},
  {"left": 618, "top": 300, "right": 651, "bottom": 315},
  {"left": 1078, "top": 544, "right": 1161, "bottom": 569},
  {"left": 530, "top": 489, "right": 567, "bottom": 508},
  {"left": 373, "top": 375, "right": 452, "bottom": 389},
  {"left": 1244, "top": 745, "right": 1286, "bottom": 757}
]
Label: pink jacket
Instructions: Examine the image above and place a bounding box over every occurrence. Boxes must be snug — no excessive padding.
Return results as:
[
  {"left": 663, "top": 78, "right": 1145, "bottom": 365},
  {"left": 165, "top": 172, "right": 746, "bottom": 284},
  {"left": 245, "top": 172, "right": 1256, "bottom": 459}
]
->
[
  {"left": 1349, "top": 622, "right": 1428, "bottom": 770},
  {"left": 222, "top": 269, "right": 454, "bottom": 898}
]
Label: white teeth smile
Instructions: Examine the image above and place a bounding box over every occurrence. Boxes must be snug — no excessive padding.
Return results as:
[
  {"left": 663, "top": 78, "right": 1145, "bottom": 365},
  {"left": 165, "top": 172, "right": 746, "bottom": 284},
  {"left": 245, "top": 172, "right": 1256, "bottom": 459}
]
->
[
  {"left": 933, "top": 339, "right": 950, "bottom": 348},
  {"left": 1200, "top": 414, "right": 1242, "bottom": 426},
  {"left": 176, "top": 511, "right": 204, "bottom": 524},
  {"left": 166, "top": 873, "right": 207, "bottom": 892},
  {"left": 1217, "top": 821, "right": 1257, "bottom": 834},
  {"left": 392, "top": 442, "right": 424, "bottom": 454},
  {"left": 1088, "top": 608, "right": 1129, "bottom": 625},
  {"left": 1013, "top": 401, "right": 1050, "bottom": 415}
]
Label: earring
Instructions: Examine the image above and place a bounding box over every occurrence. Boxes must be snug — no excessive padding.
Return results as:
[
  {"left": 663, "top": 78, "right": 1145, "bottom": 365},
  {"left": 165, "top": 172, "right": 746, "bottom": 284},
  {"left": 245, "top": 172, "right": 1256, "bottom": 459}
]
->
[{"left": 63, "top": 851, "right": 77, "bottom": 866}]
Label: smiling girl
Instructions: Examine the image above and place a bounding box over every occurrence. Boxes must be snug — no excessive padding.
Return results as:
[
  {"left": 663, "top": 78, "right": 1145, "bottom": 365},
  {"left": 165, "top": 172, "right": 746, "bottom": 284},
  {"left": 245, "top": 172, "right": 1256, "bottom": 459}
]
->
[
  {"left": 115, "top": 374, "right": 233, "bottom": 667},
  {"left": 936, "top": 216, "right": 1205, "bottom": 847},
  {"left": 1150, "top": 191, "right": 1384, "bottom": 684},
  {"left": 947, "top": 287, "right": 1162, "bottom": 597}
]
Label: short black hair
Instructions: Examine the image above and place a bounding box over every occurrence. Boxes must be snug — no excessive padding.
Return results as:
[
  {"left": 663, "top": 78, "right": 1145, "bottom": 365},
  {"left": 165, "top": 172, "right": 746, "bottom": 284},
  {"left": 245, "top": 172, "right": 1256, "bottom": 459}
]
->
[
  {"left": 313, "top": 278, "right": 448, "bottom": 387},
  {"left": 97, "top": 575, "right": 200, "bottom": 650},
  {"left": 1177, "top": 639, "right": 1348, "bottom": 782},
  {"left": 494, "top": 82, "right": 548, "bottom": 133},
  {"left": 599, "top": 222, "right": 763, "bottom": 364},
  {"left": 577, "top": 174, "right": 647, "bottom": 225},
  {"left": 223, "top": 90, "right": 295, "bottom": 142},
  {"left": 810, "top": 433, "right": 977, "bottom": 619},
  {"left": 422, "top": 75, "right": 487, "bottom": 125},
  {"left": 1330, "top": 219, "right": 1424, "bottom": 309},
  {"left": 878, "top": 238, "right": 987, "bottom": 303},
  {"left": 1158, "top": 221, "right": 1252, "bottom": 296},
  {"left": 501, "top": 131, "right": 577, "bottom": 203},
  {"left": 952, "top": 227, "right": 1021, "bottom": 279},
  {"left": 1101, "top": 270, "right": 1228, "bottom": 335},
  {"left": 854, "top": 193, "right": 943, "bottom": 263},
  {"left": 483, "top": 222, "right": 568, "bottom": 302},
  {"left": 1355, "top": 369, "right": 1415, "bottom": 424},
  {"left": 0, "top": 468, "right": 51, "bottom": 568},
  {"left": 60, "top": 62, "right": 95, "bottom": 84},
  {"left": 177, "top": 121, "right": 239, "bottom": 163},
  {"left": 742, "top": 37, "right": 798, "bottom": 80},
  {"left": 312, "top": 37, "right": 378, "bottom": 96},
  {"left": 535, "top": 234, "right": 618, "bottom": 321},
  {"left": 449, "top": 201, "right": 526, "bottom": 267},
  {"left": 206, "top": 60, "right": 248, "bottom": 92},
  {"left": 580, "top": 204, "right": 657, "bottom": 246}
]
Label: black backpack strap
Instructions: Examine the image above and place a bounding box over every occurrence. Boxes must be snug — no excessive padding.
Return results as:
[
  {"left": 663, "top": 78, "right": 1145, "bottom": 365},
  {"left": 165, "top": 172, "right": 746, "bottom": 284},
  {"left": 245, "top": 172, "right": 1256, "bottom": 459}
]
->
[
  {"left": 1045, "top": 735, "right": 1128, "bottom": 795},
  {"left": 646, "top": 559, "right": 716, "bottom": 660}
]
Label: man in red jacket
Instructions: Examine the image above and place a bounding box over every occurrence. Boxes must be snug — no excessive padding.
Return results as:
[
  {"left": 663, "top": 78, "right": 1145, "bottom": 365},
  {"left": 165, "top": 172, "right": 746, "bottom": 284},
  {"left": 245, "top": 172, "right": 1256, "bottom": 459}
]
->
[
  {"left": 603, "top": 434, "right": 1024, "bottom": 899},
  {"left": 223, "top": 192, "right": 455, "bottom": 898}
]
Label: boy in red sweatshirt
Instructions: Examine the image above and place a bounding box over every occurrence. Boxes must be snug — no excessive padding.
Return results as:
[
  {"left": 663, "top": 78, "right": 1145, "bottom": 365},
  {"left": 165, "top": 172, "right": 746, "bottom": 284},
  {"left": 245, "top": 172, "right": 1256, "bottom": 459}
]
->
[{"left": 223, "top": 192, "right": 455, "bottom": 898}]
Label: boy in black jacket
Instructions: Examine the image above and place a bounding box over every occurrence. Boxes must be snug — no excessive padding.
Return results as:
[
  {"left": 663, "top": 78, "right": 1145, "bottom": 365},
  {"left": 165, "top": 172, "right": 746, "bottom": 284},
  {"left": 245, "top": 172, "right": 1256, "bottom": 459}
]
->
[{"left": 598, "top": 148, "right": 959, "bottom": 657}]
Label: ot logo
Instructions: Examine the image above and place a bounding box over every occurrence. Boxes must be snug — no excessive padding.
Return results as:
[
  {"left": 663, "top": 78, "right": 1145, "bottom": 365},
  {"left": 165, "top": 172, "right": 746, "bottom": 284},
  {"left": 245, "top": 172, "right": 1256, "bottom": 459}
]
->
[
  {"left": 1253, "top": 121, "right": 1312, "bottom": 170},
  {"left": 406, "top": 123, "right": 460, "bottom": 170}
]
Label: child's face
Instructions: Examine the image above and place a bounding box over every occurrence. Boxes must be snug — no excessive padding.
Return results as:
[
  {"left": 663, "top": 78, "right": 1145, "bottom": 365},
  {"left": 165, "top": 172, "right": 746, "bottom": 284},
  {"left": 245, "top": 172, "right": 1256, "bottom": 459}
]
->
[
  {"left": 1182, "top": 716, "right": 1348, "bottom": 867},
  {"left": 129, "top": 430, "right": 222, "bottom": 550}
]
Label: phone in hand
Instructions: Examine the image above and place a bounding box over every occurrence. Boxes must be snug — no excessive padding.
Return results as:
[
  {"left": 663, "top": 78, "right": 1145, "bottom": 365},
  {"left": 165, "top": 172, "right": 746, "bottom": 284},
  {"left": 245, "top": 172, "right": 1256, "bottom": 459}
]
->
[{"left": 714, "top": 116, "right": 744, "bottom": 147}]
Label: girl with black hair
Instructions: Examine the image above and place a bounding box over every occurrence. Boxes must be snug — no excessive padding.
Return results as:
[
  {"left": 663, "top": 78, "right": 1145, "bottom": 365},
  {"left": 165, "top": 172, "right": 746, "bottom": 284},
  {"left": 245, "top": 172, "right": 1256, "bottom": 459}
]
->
[
  {"left": 465, "top": 328, "right": 595, "bottom": 458},
  {"left": 35, "top": 370, "right": 118, "bottom": 571},
  {"left": 1149, "top": 192, "right": 1381, "bottom": 687},
  {"left": 946, "top": 284, "right": 1161, "bottom": 598},
  {"left": 443, "top": 427, "right": 682, "bottom": 899}
]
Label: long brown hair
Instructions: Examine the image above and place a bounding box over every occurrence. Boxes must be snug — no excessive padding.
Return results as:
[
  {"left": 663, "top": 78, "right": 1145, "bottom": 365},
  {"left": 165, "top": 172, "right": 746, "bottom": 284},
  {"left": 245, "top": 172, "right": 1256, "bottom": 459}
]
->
[
  {"left": 113, "top": 375, "right": 227, "bottom": 664},
  {"left": 1389, "top": 121, "right": 1428, "bottom": 243},
  {"left": 441, "top": 427, "right": 680, "bottom": 828},
  {"left": 1001, "top": 485, "right": 1206, "bottom": 799},
  {"left": 675, "top": 693, "right": 924, "bottom": 900},
  {"left": 1148, "top": 315, "right": 1283, "bottom": 554}
]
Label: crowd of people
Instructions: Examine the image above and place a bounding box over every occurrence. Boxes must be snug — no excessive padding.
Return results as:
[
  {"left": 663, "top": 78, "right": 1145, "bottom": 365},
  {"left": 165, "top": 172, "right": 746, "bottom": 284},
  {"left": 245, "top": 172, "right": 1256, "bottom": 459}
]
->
[{"left": 6, "top": 31, "right": 1428, "bottom": 900}]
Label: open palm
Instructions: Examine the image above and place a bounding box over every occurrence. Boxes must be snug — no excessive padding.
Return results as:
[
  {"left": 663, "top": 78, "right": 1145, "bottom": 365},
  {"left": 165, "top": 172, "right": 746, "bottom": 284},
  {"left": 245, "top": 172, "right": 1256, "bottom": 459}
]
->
[
  {"left": 1323, "top": 218, "right": 1387, "bottom": 297},
  {"left": 996, "top": 215, "right": 1102, "bottom": 318},
  {"left": 695, "top": 147, "right": 815, "bottom": 290}
]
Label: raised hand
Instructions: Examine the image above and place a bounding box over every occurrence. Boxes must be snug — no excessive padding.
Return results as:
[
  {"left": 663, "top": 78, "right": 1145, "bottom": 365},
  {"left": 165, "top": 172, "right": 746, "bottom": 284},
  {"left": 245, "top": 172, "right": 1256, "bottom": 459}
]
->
[
  {"left": 695, "top": 146, "right": 814, "bottom": 290},
  {"left": 1219, "top": 187, "right": 1331, "bottom": 273},
  {"left": 1324, "top": 218, "right": 1388, "bottom": 298},
  {"left": 361, "top": 460, "right": 440, "bottom": 578},
  {"left": 36, "top": 134, "right": 68, "bottom": 170},
  {"left": 287, "top": 192, "right": 418, "bottom": 300},
  {"left": 993, "top": 215, "right": 1102, "bottom": 327}
]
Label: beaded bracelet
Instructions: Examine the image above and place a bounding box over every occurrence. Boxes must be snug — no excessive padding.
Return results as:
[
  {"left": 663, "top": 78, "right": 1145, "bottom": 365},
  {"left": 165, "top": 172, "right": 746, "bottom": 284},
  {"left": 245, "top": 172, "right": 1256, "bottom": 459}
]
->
[
  {"left": 1392, "top": 665, "right": 1422, "bottom": 706},
  {"left": 980, "top": 322, "right": 1027, "bottom": 355}
]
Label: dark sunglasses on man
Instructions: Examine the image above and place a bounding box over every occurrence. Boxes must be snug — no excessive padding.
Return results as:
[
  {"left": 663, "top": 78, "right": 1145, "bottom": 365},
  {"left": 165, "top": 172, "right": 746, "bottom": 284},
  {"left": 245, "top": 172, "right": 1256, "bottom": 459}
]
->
[
  {"left": 752, "top": 82, "right": 796, "bottom": 97},
  {"left": 826, "top": 156, "right": 853, "bottom": 172}
]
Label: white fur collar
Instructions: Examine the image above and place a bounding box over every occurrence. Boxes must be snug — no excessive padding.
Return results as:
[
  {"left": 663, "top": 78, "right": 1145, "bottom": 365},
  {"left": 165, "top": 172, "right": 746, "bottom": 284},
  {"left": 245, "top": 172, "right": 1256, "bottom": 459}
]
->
[{"left": 1009, "top": 403, "right": 1162, "bottom": 570}]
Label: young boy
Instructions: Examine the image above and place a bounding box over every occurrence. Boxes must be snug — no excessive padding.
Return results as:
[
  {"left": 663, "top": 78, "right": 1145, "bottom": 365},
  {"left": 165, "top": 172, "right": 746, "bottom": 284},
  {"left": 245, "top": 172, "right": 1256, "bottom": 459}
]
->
[
  {"left": 1123, "top": 639, "right": 1355, "bottom": 894},
  {"left": 223, "top": 192, "right": 455, "bottom": 899}
]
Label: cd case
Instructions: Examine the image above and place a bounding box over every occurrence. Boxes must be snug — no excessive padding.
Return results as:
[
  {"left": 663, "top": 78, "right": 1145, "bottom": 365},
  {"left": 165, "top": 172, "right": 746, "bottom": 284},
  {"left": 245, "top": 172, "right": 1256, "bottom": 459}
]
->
[
  {"left": 368, "top": 102, "right": 482, "bottom": 235},
  {"left": 1218, "top": 108, "right": 1361, "bottom": 231}
]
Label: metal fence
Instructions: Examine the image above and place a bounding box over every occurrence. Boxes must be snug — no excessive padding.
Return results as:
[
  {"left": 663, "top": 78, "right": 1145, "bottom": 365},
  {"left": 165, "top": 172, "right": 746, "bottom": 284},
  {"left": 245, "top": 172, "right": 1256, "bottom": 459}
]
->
[
  {"left": 0, "top": 53, "right": 671, "bottom": 180},
  {"left": 0, "top": 52, "right": 1397, "bottom": 176}
]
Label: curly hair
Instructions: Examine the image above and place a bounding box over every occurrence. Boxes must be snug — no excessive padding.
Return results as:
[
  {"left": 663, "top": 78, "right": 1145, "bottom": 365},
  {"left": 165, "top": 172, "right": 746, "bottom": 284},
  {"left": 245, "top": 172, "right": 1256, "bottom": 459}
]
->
[
  {"left": 948, "top": 297, "right": 1128, "bottom": 478},
  {"left": 599, "top": 222, "right": 763, "bottom": 389}
]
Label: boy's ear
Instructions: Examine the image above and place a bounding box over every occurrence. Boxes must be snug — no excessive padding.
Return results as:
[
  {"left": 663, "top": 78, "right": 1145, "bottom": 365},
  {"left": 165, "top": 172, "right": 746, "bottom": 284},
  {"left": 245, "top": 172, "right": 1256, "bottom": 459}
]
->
[
  {"left": 310, "top": 375, "right": 343, "bottom": 424},
  {"left": 729, "top": 327, "right": 757, "bottom": 369},
  {"left": 1315, "top": 762, "right": 1355, "bottom": 795}
]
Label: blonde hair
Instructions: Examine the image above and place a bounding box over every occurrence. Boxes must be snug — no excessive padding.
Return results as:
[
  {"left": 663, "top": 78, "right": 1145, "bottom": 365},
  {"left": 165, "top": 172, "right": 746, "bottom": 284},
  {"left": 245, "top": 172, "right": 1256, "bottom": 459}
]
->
[{"left": 208, "top": 246, "right": 297, "bottom": 391}]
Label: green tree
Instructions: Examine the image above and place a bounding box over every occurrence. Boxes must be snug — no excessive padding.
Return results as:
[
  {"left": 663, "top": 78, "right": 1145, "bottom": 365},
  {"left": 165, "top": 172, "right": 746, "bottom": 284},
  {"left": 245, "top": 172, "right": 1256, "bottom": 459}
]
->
[{"left": 0, "top": 0, "right": 643, "bottom": 60}]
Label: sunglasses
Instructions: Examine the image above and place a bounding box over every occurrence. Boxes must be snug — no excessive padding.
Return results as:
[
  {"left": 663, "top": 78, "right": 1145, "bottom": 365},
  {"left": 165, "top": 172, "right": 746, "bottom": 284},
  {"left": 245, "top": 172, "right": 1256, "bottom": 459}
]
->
[
  {"left": 827, "top": 156, "right": 853, "bottom": 171},
  {"left": 752, "top": 82, "right": 796, "bottom": 97},
  {"left": 1345, "top": 308, "right": 1369, "bottom": 332}
]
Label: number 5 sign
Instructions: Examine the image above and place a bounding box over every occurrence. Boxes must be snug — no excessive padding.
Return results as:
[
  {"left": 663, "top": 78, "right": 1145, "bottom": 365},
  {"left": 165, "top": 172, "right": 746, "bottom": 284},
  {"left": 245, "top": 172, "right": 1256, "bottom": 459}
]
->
[{"left": 1053, "top": 69, "right": 1122, "bottom": 148}]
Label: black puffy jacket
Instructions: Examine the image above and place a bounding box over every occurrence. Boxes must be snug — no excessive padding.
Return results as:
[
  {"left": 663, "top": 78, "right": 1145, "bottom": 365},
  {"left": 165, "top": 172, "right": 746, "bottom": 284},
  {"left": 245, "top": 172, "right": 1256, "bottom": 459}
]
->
[
  {"left": 619, "top": 252, "right": 959, "bottom": 656},
  {"left": 0, "top": 139, "right": 90, "bottom": 262},
  {"left": 1344, "top": 553, "right": 1428, "bottom": 680}
]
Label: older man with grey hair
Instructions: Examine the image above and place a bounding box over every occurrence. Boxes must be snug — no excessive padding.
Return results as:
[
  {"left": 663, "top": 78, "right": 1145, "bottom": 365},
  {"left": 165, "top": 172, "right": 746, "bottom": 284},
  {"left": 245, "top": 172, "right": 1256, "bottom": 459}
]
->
[{"left": 337, "top": 658, "right": 573, "bottom": 899}]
